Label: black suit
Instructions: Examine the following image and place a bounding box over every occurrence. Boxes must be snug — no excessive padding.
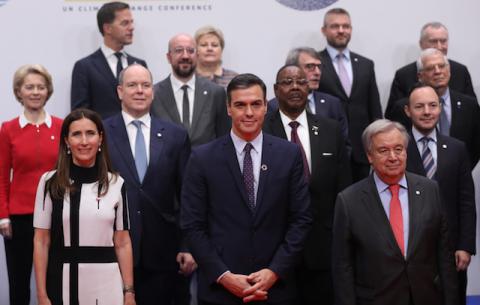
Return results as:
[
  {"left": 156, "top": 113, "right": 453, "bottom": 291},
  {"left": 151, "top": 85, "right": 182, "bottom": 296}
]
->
[
  {"left": 333, "top": 173, "right": 458, "bottom": 305},
  {"left": 387, "top": 59, "right": 476, "bottom": 112},
  {"left": 318, "top": 49, "right": 383, "bottom": 181},
  {"left": 104, "top": 114, "right": 191, "bottom": 305},
  {"left": 263, "top": 111, "right": 351, "bottom": 305},
  {"left": 385, "top": 89, "right": 480, "bottom": 168},
  {"left": 406, "top": 132, "right": 476, "bottom": 305},
  {"left": 151, "top": 75, "right": 230, "bottom": 147},
  {"left": 71, "top": 49, "right": 147, "bottom": 119}
]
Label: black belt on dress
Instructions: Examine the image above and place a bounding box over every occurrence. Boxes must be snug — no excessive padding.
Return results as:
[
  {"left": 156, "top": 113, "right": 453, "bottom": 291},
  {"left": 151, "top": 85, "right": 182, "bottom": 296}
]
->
[{"left": 60, "top": 246, "right": 117, "bottom": 263}]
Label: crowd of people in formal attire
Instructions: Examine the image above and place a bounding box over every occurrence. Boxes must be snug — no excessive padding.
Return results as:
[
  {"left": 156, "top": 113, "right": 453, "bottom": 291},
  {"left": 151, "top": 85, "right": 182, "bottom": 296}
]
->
[{"left": 0, "top": 2, "right": 477, "bottom": 305}]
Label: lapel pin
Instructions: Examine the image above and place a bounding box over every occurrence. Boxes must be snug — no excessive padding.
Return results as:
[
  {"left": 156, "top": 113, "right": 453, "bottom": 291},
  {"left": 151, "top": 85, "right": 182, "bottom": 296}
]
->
[
  {"left": 320, "top": 99, "right": 325, "bottom": 104},
  {"left": 157, "top": 133, "right": 162, "bottom": 138},
  {"left": 51, "top": 135, "right": 55, "bottom": 140},
  {"left": 261, "top": 164, "right": 268, "bottom": 171},
  {"left": 415, "top": 190, "right": 420, "bottom": 195},
  {"left": 457, "top": 101, "right": 461, "bottom": 108},
  {"left": 312, "top": 125, "right": 319, "bottom": 135},
  {"left": 354, "top": 57, "right": 358, "bottom": 62},
  {"left": 203, "top": 90, "right": 208, "bottom": 95},
  {"left": 442, "top": 144, "right": 447, "bottom": 149}
]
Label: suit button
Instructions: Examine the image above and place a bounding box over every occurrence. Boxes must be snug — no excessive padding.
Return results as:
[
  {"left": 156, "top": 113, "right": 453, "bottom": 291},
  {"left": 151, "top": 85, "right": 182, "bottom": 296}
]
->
[{"left": 137, "top": 211, "right": 141, "bottom": 215}]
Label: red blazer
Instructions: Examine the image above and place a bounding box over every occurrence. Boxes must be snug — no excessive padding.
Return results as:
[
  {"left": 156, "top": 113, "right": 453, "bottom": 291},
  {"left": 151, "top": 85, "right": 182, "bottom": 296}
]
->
[{"left": 0, "top": 115, "right": 62, "bottom": 218}]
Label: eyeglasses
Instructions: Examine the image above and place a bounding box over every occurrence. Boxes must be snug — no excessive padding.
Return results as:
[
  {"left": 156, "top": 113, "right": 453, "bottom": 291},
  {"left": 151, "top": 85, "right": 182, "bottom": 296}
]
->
[
  {"left": 303, "top": 63, "right": 322, "bottom": 72},
  {"left": 171, "top": 47, "right": 196, "bottom": 55},
  {"left": 421, "top": 63, "right": 448, "bottom": 73},
  {"left": 276, "top": 78, "right": 309, "bottom": 87}
]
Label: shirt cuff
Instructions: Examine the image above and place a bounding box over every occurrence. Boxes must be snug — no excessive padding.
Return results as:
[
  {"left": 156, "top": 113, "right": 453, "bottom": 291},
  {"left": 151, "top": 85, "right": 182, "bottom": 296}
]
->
[
  {"left": 0, "top": 218, "right": 11, "bottom": 225},
  {"left": 216, "top": 270, "right": 231, "bottom": 283}
]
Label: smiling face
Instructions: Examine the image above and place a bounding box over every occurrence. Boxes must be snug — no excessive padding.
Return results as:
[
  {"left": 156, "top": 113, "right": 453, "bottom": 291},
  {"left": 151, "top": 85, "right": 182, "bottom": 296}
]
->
[
  {"left": 405, "top": 86, "right": 441, "bottom": 135},
  {"left": 367, "top": 128, "right": 407, "bottom": 184},
  {"left": 274, "top": 66, "right": 309, "bottom": 118},
  {"left": 117, "top": 65, "right": 153, "bottom": 118},
  {"left": 167, "top": 34, "right": 197, "bottom": 80},
  {"left": 65, "top": 118, "right": 102, "bottom": 168},
  {"left": 227, "top": 84, "right": 267, "bottom": 141},
  {"left": 17, "top": 73, "right": 49, "bottom": 111}
]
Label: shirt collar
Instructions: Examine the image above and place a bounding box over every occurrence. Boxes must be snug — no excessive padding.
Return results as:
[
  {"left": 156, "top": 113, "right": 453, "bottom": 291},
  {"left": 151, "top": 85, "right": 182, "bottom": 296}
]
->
[
  {"left": 170, "top": 73, "right": 196, "bottom": 93},
  {"left": 279, "top": 109, "right": 308, "bottom": 131},
  {"left": 412, "top": 126, "right": 437, "bottom": 143},
  {"left": 121, "top": 110, "right": 151, "bottom": 128},
  {"left": 230, "top": 130, "right": 263, "bottom": 155},
  {"left": 326, "top": 44, "right": 351, "bottom": 62},
  {"left": 373, "top": 172, "right": 408, "bottom": 194},
  {"left": 101, "top": 43, "right": 125, "bottom": 58},
  {"left": 19, "top": 111, "right": 52, "bottom": 128}
]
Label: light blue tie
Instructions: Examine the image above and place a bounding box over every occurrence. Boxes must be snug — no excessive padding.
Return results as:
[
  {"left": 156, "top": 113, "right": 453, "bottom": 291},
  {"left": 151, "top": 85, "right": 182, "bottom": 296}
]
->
[{"left": 132, "top": 120, "right": 147, "bottom": 182}]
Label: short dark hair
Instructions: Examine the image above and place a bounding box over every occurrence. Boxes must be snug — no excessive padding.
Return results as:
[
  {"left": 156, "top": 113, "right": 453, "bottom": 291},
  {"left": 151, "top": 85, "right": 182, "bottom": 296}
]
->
[
  {"left": 97, "top": 1, "right": 130, "bottom": 35},
  {"left": 407, "top": 82, "right": 438, "bottom": 105},
  {"left": 275, "top": 64, "right": 302, "bottom": 83},
  {"left": 226, "top": 73, "right": 267, "bottom": 105},
  {"left": 323, "top": 7, "right": 350, "bottom": 26}
]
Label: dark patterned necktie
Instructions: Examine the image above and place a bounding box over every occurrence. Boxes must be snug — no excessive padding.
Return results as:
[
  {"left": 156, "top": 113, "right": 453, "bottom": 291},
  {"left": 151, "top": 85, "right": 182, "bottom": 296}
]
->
[
  {"left": 243, "top": 143, "right": 255, "bottom": 211},
  {"left": 114, "top": 52, "right": 123, "bottom": 80},
  {"left": 289, "top": 121, "right": 310, "bottom": 182},
  {"left": 181, "top": 85, "right": 190, "bottom": 130}
]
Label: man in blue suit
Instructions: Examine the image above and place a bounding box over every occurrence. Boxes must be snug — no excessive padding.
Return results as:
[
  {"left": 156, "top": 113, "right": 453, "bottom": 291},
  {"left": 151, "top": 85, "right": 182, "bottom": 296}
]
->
[
  {"left": 268, "top": 47, "right": 349, "bottom": 143},
  {"left": 71, "top": 2, "right": 147, "bottom": 119},
  {"left": 104, "top": 64, "right": 194, "bottom": 305},
  {"left": 181, "top": 73, "right": 313, "bottom": 305}
]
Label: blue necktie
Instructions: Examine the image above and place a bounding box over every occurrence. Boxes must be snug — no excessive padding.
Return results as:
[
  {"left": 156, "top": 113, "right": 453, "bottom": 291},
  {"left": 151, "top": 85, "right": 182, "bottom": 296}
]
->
[
  {"left": 132, "top": 120, "right": 147, "bottom": 182},
  {"left": 438, "top": 97, "right": 450, "bottom": 135},
  {"left": 420, "top": 137, "right": 436, "bottom": 179},
  {"left": 243, "top": 143, "right": 255, "bottom": 212}
]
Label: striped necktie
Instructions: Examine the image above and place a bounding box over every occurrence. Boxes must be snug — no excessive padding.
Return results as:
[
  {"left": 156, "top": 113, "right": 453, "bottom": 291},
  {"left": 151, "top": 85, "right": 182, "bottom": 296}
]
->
[{"left": 420, "top": 137, "right": 436, "bottom": 179}]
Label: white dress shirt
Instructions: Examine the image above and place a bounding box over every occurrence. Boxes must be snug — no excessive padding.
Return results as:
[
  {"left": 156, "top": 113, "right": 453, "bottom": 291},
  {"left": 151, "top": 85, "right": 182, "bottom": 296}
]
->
[
  {"left": 121, "top": 111, "right": 151, "bottom": 163},
  {"left": 412, "top": 127, "right": 438, "bottom": 168},
  {"left": 100, "top": 43, "right": 127, "bottom": 77},
  {"left": 279, "top": 110, "right": 312, "bottom": 172},
  {"left": 326, "top": 45, "right": 353, "bottom": 84},
  {"left": 170, "top": 74, "right": 196, "bottom": 125}
]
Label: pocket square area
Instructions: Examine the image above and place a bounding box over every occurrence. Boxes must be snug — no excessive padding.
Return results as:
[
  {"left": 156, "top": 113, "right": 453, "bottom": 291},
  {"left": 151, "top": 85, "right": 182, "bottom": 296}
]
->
[{"left": 322, "top": 152, "right": 333, "bottom": 156}]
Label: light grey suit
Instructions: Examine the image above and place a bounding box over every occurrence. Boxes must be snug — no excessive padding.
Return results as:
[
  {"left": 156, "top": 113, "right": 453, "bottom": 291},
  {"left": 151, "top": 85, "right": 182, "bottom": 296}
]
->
[{"left": 151, "top": 75, "right": 230, "bottom": 146}]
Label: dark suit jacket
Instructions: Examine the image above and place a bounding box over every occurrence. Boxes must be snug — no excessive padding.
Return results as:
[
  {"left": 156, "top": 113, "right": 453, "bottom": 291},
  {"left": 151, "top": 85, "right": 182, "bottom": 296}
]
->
[
  {"left": 263, "top": 111, "right": 351, "bottom": 270},
  {"left": 267, "top": 91, "right": 349, "bottom": 141},
  {"left": 387, "top": 59, "right": 476, "bottom": 113},
  {"left": 104, "top": 114, "right": 190, "bottom": 270},
  {"left": 385, "top": 89, "right": 480, "bottom": 168},
  {"left": 317, "top": 49, "right": 383, "bottom": 165},
  {"left": 71, "top": 48, "right": 147, "bottom": 119},
  {"left": 181, "top": 133, "right": 313, "bottom": 304},
  {"left": 332, "top": 173, "right": 458, "bottom": 305},
  {"left": 151, "top": 75, "right": 230, "bottom": 146},
  {"left": 406, "top": 133, "right": 476, "bottom": 254}
]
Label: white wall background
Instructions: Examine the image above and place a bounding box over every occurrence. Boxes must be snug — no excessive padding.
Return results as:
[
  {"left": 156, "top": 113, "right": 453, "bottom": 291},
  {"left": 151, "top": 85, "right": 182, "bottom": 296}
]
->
[{"left": 0, "top": 0, "right": 479, "bottom": 303}]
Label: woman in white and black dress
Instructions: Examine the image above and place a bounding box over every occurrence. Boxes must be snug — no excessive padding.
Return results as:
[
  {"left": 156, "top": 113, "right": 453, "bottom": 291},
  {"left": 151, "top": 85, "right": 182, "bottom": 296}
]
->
[{"left": 33, "top": 108, "right": 136, "bottom": 305}]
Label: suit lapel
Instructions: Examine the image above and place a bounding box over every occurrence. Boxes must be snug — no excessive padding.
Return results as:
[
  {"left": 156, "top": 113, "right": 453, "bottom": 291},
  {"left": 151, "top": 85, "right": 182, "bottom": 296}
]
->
[
  {"left": 449, "top": 91, "right": 461, "bottom": 136},
  {"left": 144, "top": 119, "right": 165, "bottom": 182},
  {"left": 191, "top": 78, "right": 208, "bottom": 134},
  {"left": 307, "top": 115, "right": 322, "bottom": 173},
  {"left": 266, "top": 112, "right": 288, "bottom": 140},
  {"left": 223, "top": 136, "right": 250, "bottom": 210},
  {"left": 435, "top": 135, "right": 448, "bottom": 181},
  {"left": 160, "top": 77, "right": 182, "bottom": 124},
  {"left": 405, "top": 174, "right": 425, "bottom": 260},
  {"left": 362, "top": 177, "right": 404, "bottom": 258},
  {"left": 108, "top": 115, "right": 141, "bottom": 184},
  {"left": 406, "top": 136, "right": 426, "bottom": 176},
  {"left": 350, "top": 52, "right": 359, "bottom": 97},
  {"left": 321, "top": 49, "right": 348, "bottom": 100},
  {"left": 92, "top": 49, "right": 117, "bottom": 85},
  {"left": 254, "top": 135, "right": 271, "bottom": 217}
]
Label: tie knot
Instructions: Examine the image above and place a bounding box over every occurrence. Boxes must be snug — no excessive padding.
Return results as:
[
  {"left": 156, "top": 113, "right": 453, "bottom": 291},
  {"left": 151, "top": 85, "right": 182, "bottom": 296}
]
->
[
  {"left": 289, "top": 121, "right": 300, "bottom": 130},
  {"left": 336, "top": 53, "right": 345, "bottom": 60},
  {"left": 244, "top": 142, "right": 253, "bottom": 153},
  {"left": 114, "top": 52, "right": 123, "bottom": 60},
  {"left": 420, "top": 136, "right": 432, "bottom": 145},
  {"left": 132, "top": 120, "right": 142, "bottom": 129},
  {"left": 388, "top": 184, "right": 400, "bottom": 196},
  {"left": 181, "top": 84, "right": 189, "bottom": 92},
  {"left": 439, "top": 97, "right": 445, "bottom": 105}
]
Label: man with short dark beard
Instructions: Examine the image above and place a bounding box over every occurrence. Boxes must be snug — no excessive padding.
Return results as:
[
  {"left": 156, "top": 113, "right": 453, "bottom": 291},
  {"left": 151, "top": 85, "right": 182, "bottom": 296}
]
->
[
  {"left": 152, "top": 33, "right": 230, "bottom": 147},
  {"left": 317, "top": 8, "right": 382, "bottom": 182}
]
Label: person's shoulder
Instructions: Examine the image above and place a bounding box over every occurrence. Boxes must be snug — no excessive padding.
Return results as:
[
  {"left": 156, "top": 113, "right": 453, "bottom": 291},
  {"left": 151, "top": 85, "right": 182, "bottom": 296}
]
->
[
  {"left": 1, "top": 117, "right": 20, "bottom": 130},
  {"left": 51, "top": 116, "right": 63, "bottom": 125},
  {"left": 395, "top": 61, "right": 417, "bottom": 76},
  {"left": 405, "top": 171, "right": 437, "bottom": 189},
  {"left": 450, "top": 90, "right": 477, "bottom": 105},
  {"left": 349, "top": 51, "right": 374, "bottom": 64},
  {"left": 448, "top": 59, "right": 469, "bottom": 72},
  {"left": 151, "top": 117, "right": 188, "bottom": 136},
  {"left": 337, "top": 176, "right": 372, "bottom": 200},
  {"left": 197, "top": 75, "right": 224, "bottom": 91},
  {"left": 126, "top": 53, "right": 146, "bottom": 65},
  {"left": 153, "top": 75, "right": 171, "bottom": 90},
  {"left": 264, "top": 133, "right": 297, "bottom": 152},
  {"left": 314, "top": 91, "right": 341, "bottom": 103},
  {"left": 74, "top": 48, "right": 102, "bottom": 64}
]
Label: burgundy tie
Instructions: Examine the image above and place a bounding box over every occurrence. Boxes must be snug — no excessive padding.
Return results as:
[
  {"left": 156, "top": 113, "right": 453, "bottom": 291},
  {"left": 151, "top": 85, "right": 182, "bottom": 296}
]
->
[
  {"left": 243, "top": 143, "right": 255, "bottom": 212},
  {"left": 289, "top": 121, "right": 310, "bottom": 182}
]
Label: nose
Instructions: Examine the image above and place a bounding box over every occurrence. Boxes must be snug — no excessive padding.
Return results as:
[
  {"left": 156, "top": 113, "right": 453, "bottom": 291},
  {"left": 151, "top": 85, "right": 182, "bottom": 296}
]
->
[
  {"left": 245, "top": 105, "right": 254, "bottom": 116},
  {"left": 80, "top": 134, "right": 88, "bottom": 144}
]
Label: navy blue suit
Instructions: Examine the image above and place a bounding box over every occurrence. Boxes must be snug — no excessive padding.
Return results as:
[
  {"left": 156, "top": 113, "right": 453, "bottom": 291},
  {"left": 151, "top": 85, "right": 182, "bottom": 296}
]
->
[
  {"left": 71, "top": 49, "right": 147, "bottom": 119},
  {"left": 103, "top": 113, "right": 190, "bottom": 304},
  {"left": 181, "top": 133, "right": 313, "bottom": 305}
]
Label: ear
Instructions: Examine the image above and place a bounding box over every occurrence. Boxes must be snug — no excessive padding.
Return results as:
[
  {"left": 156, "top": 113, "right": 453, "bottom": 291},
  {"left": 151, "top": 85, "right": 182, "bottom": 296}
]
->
[
  {"left": 166, "top": 52, "right": 172, "bottom": 65},
  {"left": 226, "top": 102, "right": 232, "bottom": 117},
  {"left": 117, "top": 85, "right": 123, "bottom": 101},
  {"left": 366, "top": 151, "right": 374, "bottom": 165},
  {"left": 404, "top": 104, "right": 411, "bottom": 118}
]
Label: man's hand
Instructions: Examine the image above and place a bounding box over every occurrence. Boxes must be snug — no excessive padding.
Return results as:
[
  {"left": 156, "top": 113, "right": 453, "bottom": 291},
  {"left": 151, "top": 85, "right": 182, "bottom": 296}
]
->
[
  {"left": 176, "top": 252, "right": 197, "bottom": 276},
  {"left": 219, "top": 272, "right": 252, "bottom": 298},
  {"left": 455, "top": 250, "right": 471, "bottom": 271},
  {"left": 242, "top": 269, "right": 278, "bottom": 303},
  {"left": 0, "top": 222, "right": 12, "bottom": 239}
]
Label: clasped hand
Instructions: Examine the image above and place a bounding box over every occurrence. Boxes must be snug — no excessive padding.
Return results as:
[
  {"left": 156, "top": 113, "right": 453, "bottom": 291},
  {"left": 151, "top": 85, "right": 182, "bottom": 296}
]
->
[{"left": 219, "top": 268, "right": 278, "bottom": 303}]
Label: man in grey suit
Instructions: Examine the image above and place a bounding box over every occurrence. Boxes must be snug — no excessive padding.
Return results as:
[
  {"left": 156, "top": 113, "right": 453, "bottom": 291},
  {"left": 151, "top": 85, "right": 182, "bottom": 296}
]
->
[
  {"left": 152, "top": 33, "right": 230, "bottom": 146},
  {"left": 332, "top": 119, "right": 458, "bottom": 305}
]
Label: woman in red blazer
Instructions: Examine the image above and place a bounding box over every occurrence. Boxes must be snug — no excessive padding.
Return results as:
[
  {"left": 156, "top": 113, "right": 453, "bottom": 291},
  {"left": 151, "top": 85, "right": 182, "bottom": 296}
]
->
[{"left": 0, "top": 64, "right": 62, "bottom": 305}]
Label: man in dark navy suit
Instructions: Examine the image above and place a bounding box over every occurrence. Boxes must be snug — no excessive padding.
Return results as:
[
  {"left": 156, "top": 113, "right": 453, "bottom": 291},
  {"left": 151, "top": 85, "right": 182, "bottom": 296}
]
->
[
  {"left": 181, "top": 74, "right": 312, "bottom": 305},
  {"left": 71, "top": 1, "right": 147, "bottom": 119},
  {"left": 104, "top": 64, "right": 193, "bottom": 305},
  {"left": 404, "top": 83, "right": 476, "bottom": 305},
  {"left": 267, "top": 47, "right": 349, "bottom": 143}
]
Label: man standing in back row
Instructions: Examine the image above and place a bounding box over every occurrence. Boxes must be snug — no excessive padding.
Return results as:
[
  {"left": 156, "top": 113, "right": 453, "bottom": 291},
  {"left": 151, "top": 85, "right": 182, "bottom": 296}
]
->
[
  {"left": 71, "top": 1, "right": 147, "bottom": 119},
  {"left": 318, "top": 8, "right": 383, "bottom": 182}
]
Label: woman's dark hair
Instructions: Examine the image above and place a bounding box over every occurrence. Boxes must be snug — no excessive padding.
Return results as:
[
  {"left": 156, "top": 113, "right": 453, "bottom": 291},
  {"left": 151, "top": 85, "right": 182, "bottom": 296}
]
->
[{"left": 48, "top": 108, "right": 116, "bottom": 199}]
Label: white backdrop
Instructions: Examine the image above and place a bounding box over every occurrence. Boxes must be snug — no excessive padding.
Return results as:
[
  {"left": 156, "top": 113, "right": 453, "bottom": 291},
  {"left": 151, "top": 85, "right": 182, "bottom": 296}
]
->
[{"left": 0, "top": 0, "right": 479, "bottom": 303}]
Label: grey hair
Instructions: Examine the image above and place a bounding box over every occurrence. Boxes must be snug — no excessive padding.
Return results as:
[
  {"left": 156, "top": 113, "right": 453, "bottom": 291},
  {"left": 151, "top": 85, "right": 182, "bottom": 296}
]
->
[
  {"left": 285, "top": 47, "right": 320, "bottom": 65},
  {"left": 362, "top": 119, "right": 409, "bottom": 153},
  {"left": 419, "top": 22, "right": 448, "bottom": 43},
  {"left": 118, "top": 63, "right": 153, "bottom": 85},
  {"left": 416, "top": 48, "right": 449, "bottom": 71}
]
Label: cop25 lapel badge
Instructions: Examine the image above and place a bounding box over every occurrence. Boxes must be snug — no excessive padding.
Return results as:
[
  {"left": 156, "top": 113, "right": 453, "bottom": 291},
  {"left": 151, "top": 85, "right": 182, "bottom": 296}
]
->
[{"left": 312, "top": 126, "right": 319, "bottom": 136}]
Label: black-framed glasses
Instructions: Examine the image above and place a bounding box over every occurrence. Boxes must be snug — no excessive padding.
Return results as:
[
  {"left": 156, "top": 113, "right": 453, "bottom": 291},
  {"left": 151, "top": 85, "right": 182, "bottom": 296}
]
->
[
  {"left": 276, "top": 78, "right": 309, "bottom": 87},
  {"left": 303, "top": 63, "right": 322, "bottom": 72},
  {"left": 171, "top": 47, "right": 196, "bottom": 55}
]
